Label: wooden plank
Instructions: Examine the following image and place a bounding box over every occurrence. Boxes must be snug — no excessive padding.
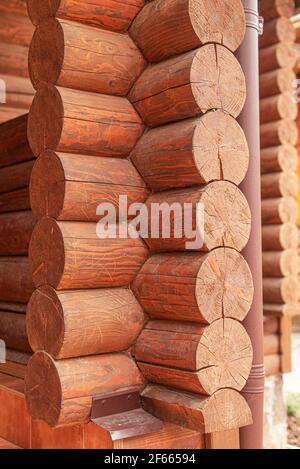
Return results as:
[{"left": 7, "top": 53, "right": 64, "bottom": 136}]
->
[{"left": 205, "top": 429, "right": 240, "bottom": 449}]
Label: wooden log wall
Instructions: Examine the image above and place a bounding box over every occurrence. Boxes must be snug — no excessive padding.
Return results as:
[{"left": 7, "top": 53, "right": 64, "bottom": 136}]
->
[
  {"left": 19, "top": 0, "right": 254, "bottom": 447},
  {"left": 259, "top": 0, "right": 297, "bottom": 376},
  {"left": 0, "top": 115, "right": 35, "bottom": 379},
  {"left": 0, "top": 1, "right": 35, "bottom": 123}
]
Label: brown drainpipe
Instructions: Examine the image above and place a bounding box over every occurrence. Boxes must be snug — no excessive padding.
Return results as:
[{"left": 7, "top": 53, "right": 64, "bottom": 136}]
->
[{"left": 236, "top": 0, "right": 265, "bottom": 449}]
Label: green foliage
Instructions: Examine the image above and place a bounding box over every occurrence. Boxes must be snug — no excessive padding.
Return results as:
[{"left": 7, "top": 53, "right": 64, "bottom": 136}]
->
[{"left": 286, "top": 393, "right": 300, "bottom": 424}]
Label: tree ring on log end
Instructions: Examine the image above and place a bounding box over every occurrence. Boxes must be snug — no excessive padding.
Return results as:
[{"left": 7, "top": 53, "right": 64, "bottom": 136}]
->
[
  {"left": 191, "top": 44, "right": 246, "bottom": 118},
  {"left": 29, "top": 217, "right": 65, "bottom": 288},
  {"left": 25, "top": 351, "right": 62, "bottom": 427},
  {"left": 30, "top": 151, "right": 65, "bottom": 219},
  {"left": 29, "top": 18, "right": 64, "bottom": 90},
  {"left": 28, "top": 84, "right": 63, "bottom": 157},
  {"left": 196, "top": 248, "right": 254, "bottom": 323}
]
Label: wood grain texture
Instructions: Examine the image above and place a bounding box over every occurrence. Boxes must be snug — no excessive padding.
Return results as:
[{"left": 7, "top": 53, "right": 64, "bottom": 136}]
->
[
  {"left": 131, "top": 111, "right": 249, "bottom": 190},
  {"left": 29, "top": 18, "right": 146, "bottom": 95},
  {"left": 205, "top": 429, "right": 240, "bottom": 449},
  {"left": 0, "top": 437, "right": 20, "bottom": 449},
  {"left": 262, "top": 250, "right": 300, "bottom": 277},
  {"left": 0, "top": 75, "right": 34, "bottom": 110},
  {"left": 144, "top": 182, "right": 251, "bottom": 252},
  {"left": 259, "top": 0, "right": 295, "bottom": 22},
  {"left": 130, "top": 0, "right": 245, "bottom": 62},
  {"left": 28, "top": 84, "right": 143, "bottom": 157},
  {"left": 260, "top": 93, "right": 297, "bottom": 123},
  {"left": 260, "top": 120, "right": 298, "bottom": 148},
  {"left": 132, "top": 249, "right": 253, "bottom": 324},
  {"left": 260, "top": 145, "right": 298, "bottom": 174},
  {"left": 0, "top": 302, "right": 27, "bottom": 314},
  {"left": 0, "top": 107, "right": 26, "bottom": 124},
  {"left": 264, "top": 316, "right": 279, "bottom": 335},
  {"left": 27, "top": 0, "right": 145, "bottom": 32},
  {"left": 0, "top": 11, "right": 34, "bottom": 47},
  {"left": 259, "top": 68, "right": 295, "bottom": 99},
  {"left": 0, "top": 43, "right": 29, "bottom": 78},
  {"left": 0, "top": 211, "right": 36, "bottom": 255},
  {"left": 0, "top": 160, "right": 33, "bottom": 194},
  {"left": 259, "top": 17, "right": 295, "bottom": 48},
  {"left": 0, "top": 311, "right": 31, "bottom": 352},
  {"left": 0, "top": 257, "right": 34, "bottom": 303},
  {"left": 137, "top": 319, "right": 253, "bottom": 395},
  {"left": 263, "top": 276, "right": 300, "bottom": 303},
  {"left": 30, "top": 151, "right": 148, "bottom": 221},
  {"left": 261, "top": 171, "right": 299, "bottom": 199},
  {"left": 259, "top": 42, "right": 296, "bottom": 74},
  {"left": 142, "top": 385, "right": 252, "bottom": 433},
  {"left": 25, "top": 352, "right": 144, "bottom": 427},
  {"left": 27, "top": 286, "right": 145, "bottom": 359},
  {"left": 0, "top": 187, "right": 30, "bottom": 213},
  {"left": 261, "top": 197, "right": 298, "bottom": 224},
  {"left": 129, "top": 44, "right": 246, "bottom": 127},
  {"left": 29, "top": 218, "right": 148, "bottom": 289},
  {"left": 265, "top": 354, "right": 281, "bottom": 377},
  {"left": 0, "top": 115, "right": 32, "bottom": 168},
  {"left": 0, "top": 0, "right": 28, "bottom": 16},
  {"left": 264, "top": 303, "right": 298, "bottom": 317},
  {"left": 262, "top": 223, "right": 299, "bottom": 250},
  {"left": 6, "top": 349, "right": 31, "bottom": 364},
  {"left": 264, "top": 334, "right": 280, "bottom": 355}
]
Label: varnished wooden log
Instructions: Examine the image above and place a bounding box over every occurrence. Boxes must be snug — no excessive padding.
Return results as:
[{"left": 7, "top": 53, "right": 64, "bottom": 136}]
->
[
  {"left": 0, "top": 211, "right": 36, "bottom": 255},
  {"left": 259, "top": 0, "right": 295, "bottom": 22},
  {"left": 260, "top": 93, "right": 297, "bottom": 123},
  {"left": 0, "top": 160, "right": 33, "bottom": 194},
  {"left": 29, "top": 218, "right": 148, "bottom": 290},
  {"left": 265, "top": 354, "right": 281, "bottom": 377},
  {"left": 259, "top": 17, "right": 295, "bottom": 48},
  {"left": 263, "top": 276, "right": 300, "bottom": 303},
  {"left": 261, "top": 197, "right": 298, "bottom": 224},
  {"left": 27, "top": 0, "right": 145, "bottom": 32},
  {"left": 264, "top": 316, "right": 279, "bottom": 335},
  {"left": 264, "top": 303, "right": 297, "bottom": 317},
  {"left": 260, "top": 120, "right": 298, "bottom": 148},
  {"left": 131, "top": 111, "right": 249, "bottom": 190},
  {"left": 30, "top": 151, "right": 148, "bottom": 221},
  {"left": 260, "top": 68, "right": 296, "bottom": 99},
  {"left": 142, "top": 385, "right": 252, "bottom": 433},
  {"left": 262, "top": 223, "right": 299, "bottom": 250},
  {"left": 261, "top": 145, "right": 298, "bottom": 174},
  {"left": 0, "top": 187, "right": 30, "bottom": 213},
  {"left": 29, "top": 18, "right": 146, "bottom": 95},
  {"left": 27, "top": 286, "right": 145, "bottom": 359},
  {"left": 144, "top": 182, "right": 251, "bottom": 252},
  {"left": 136, "top": 319, "right": 253, "bottom": 395},
  {"left": 132, "top": 249, "right": 253, "bottom": 324},
  {"left": 261, "top": 171, "right": 299, "bottom": 199},
  {"left": 28, "top": 84, "right": 143, "bottom": 157},
  {"left": 0, "top": 302, "right": 27, "bottom": 313},
  {"left": 0, "top": 75, "right": 34, "bottom": 110},
  {"left": 0, "top": 311, "right": 31, "bottom": 352},
  {"left": 6, "top": 349, "right": 31, "bottom": 365},
  {"left": 25, "top": 352, "right": 144, "bottom": 427},
  {"left": 0, "top": 43, "right": 29, "bottom": 78},
  {"left": 130, "top": 0, "right": 245, "bottom": 63},
  {"left": 280, "top": 315, "right": 292, "bottom": 373},
  {"left": 264, "top": 334, "right": 280, "bottom": 355},
  {"left": 129, "top": 45, "right": 246, "bottom": 127},
  {"left": 0, "top": 115, "right": 32, "bottom": 168},
  {"left": 0, "top": 0, "right": 28, "bottom": 16},
  {"left": 0, "top": 257, "right": 34, "bottom": 303},
  {"left": 259, "top": 43, "right": 296, "bottom": 74},
  {"left": 0, "top": 108, "right": 26, "bottom": 124},
  {"left": 0, "top": 12, "right": 34, "bottom": 47}
]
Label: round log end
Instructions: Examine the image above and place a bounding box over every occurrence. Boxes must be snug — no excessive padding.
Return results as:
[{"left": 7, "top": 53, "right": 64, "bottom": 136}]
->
[
  {"left": 279, "top": 171, "right": 299, "bottom": 198},
  {"left": 277, "top": 17, "right": 296, "bottom": 43},
  {"left": 193, "top": 111, "right": 249, "bottom": 185},
  {"left": 30, "top": 151, "right": 65, "bottom": 219},
  {"left": 29, "top": 19, "right": 64, "bottom": 90},
  {"left": 278, "top": 145, "right": 298, "bottom": 172},
  {"left": 196, "top": 248, "right": 254, "bottom": 323},
  {"left": 197, "top": 318, "right": 253, "bottom": 394},
  {"left": 281, "top": 223, "right": 299, "bottom": 249},
  {"left": 202, "top": 389, "right": 252, "bottom": 433},
  {"left": 203, "top": 181, "right": 251, "bottom": 252},
  {"left": 279, "top": 197, "right": 298, "bottom": 224},
  {"left": 277, "top": 42, "right": 296, "bottom": 69},
  {"left": 189, "top": 0, "right": 246, "bottom": 53},
  {"left": 28, "top": 84, "right": 63, "bottom": 157},
  {"left": 25, "top": 351, "right": 62, "bottom": 427},
  {"left": 29, "top": 217, "right": 65, "bottom": 288},
  {"left": 280, "top": 249, "right": 300, "bottom": 277},
  {"left": 27, "top": 0, "right": 60, "bottom": 26},
  {"left": 278, "top": 93, "right": 298, "bottom": 121},
  {"left": 282, "top": 276, "right": 300, "bottom": 303},
  {"left": 191, "top": 44, "right": 246, "bottom": 118},
  {"left": 27, "top": 286, "right": 65, "bottom": 358}
]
